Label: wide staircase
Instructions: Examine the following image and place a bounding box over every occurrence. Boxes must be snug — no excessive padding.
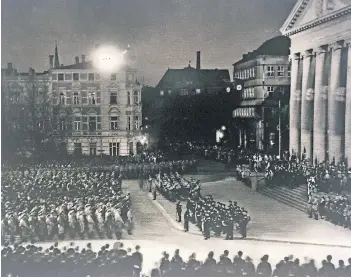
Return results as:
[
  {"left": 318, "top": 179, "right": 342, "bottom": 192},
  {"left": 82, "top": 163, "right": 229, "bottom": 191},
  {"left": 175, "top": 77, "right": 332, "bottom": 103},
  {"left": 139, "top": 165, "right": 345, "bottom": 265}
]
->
[
  {"left": 196, "top": 159, "right": 238, "bottom": 175},
  {"left": 259, "top": 184, "right": 308, "bottom": 212}
]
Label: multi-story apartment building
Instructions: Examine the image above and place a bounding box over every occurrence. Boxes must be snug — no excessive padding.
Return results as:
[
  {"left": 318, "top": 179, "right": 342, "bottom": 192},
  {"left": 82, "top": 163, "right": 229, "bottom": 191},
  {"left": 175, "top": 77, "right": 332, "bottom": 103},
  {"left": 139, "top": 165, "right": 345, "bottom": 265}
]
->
[
  {"left": 1, "top": 63, "right": 51, "bottom": 158},
  {"left": 232, "top": 36, "right": 291, "bottom": 152},
  {"left": 51, "top": 46, "right": 143, "bottom": 156}
]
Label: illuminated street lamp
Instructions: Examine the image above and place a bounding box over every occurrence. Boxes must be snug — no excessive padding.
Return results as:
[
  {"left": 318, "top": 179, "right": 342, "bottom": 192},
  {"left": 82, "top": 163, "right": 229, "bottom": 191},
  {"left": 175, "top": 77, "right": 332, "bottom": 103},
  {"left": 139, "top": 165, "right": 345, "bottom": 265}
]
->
[
  {"left": 221, "top": 125, "right": 226, "bottom": 131},
  {"left": 92, "top": 45, "right": 127, "bottom": 74}
]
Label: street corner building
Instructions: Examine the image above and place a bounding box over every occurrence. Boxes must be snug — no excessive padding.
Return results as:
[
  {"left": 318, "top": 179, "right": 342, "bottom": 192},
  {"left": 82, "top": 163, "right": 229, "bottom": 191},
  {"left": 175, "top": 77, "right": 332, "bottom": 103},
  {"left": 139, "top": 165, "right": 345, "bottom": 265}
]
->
[
  {"left": 232, "top": 36, "right": 291, "bottom": 152},
  {"left": 50, "top": 46, "right": 143, "bottom": 156},
  {"left": 281, "top": 0, "right": 351, "bottom": 163}
]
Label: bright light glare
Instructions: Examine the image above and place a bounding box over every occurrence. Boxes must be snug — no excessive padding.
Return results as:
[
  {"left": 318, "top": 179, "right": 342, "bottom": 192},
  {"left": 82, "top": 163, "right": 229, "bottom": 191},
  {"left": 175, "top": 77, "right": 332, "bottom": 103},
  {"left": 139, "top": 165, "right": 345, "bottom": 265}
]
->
[
  {"left": 92, "top": 45, "right": 126, "bottom": 73},
  {"left": 140, "top": 136, "right": 148, "bottom": 145},
  {"left": 221, "top": 125, "right": 226, "bottom": 131}
]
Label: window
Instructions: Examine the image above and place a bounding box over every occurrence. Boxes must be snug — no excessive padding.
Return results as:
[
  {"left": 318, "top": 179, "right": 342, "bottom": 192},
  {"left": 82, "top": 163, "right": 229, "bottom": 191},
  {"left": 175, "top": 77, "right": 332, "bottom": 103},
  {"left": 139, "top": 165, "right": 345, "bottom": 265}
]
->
[
  {"left": 133, "top": 91, "right": 139, "bottom": 104},
  {"left": 82, "top": 91, "right": 88, "bottom": 104},
  {"left": 160, "top": 90, "right": 164, "bottom": 96},
  {"left": 59, "top": 119, "right": 66, "bottom": 131},
  {"left": 110, "top": 91, "right": 117, "bottom": 104},
  {"left": 134, "top": 116, "right": 139, "bottom": 130},
  {"left": 266, "top": 66, "right": 274, "bottom": 77},
  {"left": 129, "top": 142, "right": 134, "bottom": 156},
  {"left": 80, "top": 73, "right": 87, "bottom": 80},
  {"left": 110, "top": 116, "right": 119, "bottom": 130},
  {"left": 267, "top": 86, "right": 274, "bottom": 95},
  {"left": 65, "top": 74, "right": 72, "bottom": 81},
  {"left": 73, "top": 73, "right": 79, "bottom": 81},
  {"left": 88, "top": 73, "right": 94, "bottom": 81},
  {"left": 52, "top": 74, "right": 57, "bottom": 80},
  {"left": 277, "top": 66, "right": 284, "bottom": 77},
  {"left": 287, "top": 65, "right": 291, "bottom": 77},
  {"left": 109, "top": 142, "right": 119, "bottom": 156},
  {"left": 127, "top": 116, "right": 131, "bottom": 130},
  {"left": 89, "top": 93, "right": 96, "bottom": 105},
  {"left": 58, "top": 74, "right": 64, "bottom": 81},
  {"left": 60, "top": 93, "right": 65, "bottom": 105},
  {"left": 74, "top": 143, "right": 82, "bottom": 155},
  {"left": 74, "top": 116, "right": 81, "bottom": 131},
  {"left": 89, "top": 116, "right": 97, "bottom": 131},
  {"left": 127, "top": 91, "right": 131, "bottom": 105},
  {"left": 90, "top": 143, "right": 97, "bottom": 156},
  {"left": 110, "top": 74, "right": 116, "bottom": 80},
  {"left": 73, "top": 92, "right": 80, "bottom": 105}
]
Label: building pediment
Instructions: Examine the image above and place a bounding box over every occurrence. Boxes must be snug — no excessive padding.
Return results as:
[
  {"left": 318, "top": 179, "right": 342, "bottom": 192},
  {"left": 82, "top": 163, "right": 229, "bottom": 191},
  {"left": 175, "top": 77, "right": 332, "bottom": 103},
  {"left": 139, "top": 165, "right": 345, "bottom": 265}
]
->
[
  {"left": 107, "top": 82, "right": 120, "bottom": 89},
  {"left": 281, "top": 0, "right": 351, "bottom": 36}
]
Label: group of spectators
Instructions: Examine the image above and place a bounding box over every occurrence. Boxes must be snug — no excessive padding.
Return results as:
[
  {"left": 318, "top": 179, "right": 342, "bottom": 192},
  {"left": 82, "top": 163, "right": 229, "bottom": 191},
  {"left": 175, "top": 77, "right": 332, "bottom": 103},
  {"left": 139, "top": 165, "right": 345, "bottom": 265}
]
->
[
  {"left": 1, "top": 168, "right": 132, "bottom": 244},
  {"left": 149, "top": 173, "right": 251, "bottom": 240},
  {"left": 3, "top": 242, "right": 351, "bottom": 277}
]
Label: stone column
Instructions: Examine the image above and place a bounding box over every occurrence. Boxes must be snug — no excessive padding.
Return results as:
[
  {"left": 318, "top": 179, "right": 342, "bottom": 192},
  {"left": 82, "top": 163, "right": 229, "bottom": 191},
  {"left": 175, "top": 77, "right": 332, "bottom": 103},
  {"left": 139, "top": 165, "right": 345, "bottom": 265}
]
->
[
  {"left": 301, "top": 49, "right": 315, "bottom": 160},
  {"left": 345, "top": 41, "right": 351, "bottom": 163},
  {"left": 328, "top": 41, "right": 346, "bottom": 162},
  {"left": 289, "top": 53, "right": 302, "bottom": 156},
  {"left": 313, "top": 46, "right": 328, "bottom": 162}
]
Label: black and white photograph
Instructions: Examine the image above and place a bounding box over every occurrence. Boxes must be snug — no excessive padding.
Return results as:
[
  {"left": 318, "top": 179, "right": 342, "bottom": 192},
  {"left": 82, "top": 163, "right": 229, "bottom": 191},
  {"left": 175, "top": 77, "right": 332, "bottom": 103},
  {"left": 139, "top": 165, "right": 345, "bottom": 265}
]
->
[{"left": 1, "top": 0, "right": 351, "bottom": 276}]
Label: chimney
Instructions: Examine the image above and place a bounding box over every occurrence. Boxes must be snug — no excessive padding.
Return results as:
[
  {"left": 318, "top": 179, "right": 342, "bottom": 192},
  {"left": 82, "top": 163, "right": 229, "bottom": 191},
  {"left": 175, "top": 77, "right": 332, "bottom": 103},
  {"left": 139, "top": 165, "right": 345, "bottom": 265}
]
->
[
  {"left": 49, "top": 55, "right": 54, "bottom": 69},
  {"left": 7, "top": 62, "right": 13, "bottom": 71},
  {"left": 243, "top": 54, "right": 248, "bottom": 60},
  {"left": 75, "top": 56, "right": 80, "bottom": 64},
  {"left": 196, "top": 51, "right": 201, "bottom": 70},
  {"left": 81, "top": 55, "right": 86, "bottom": 63}
]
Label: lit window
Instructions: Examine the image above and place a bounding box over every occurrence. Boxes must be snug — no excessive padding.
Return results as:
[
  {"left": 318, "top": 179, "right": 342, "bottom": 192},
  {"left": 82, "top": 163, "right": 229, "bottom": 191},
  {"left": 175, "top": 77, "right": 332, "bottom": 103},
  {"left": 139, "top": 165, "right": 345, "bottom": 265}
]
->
[
  {"left": 110, "top": 116, "right": 119, "bottom": 130},
  {"left": 110, "top": 91, "right": 117, "bottom": 104},
  {"left": 277, "top": 66, "right": 284, "bottom": 77},
  {"left": 266, "top": 66, "right": 274, "bottom": 77},
  {"left": 73, "top": 92, "right": 80, "bottom": 105},
  {"left": 160, "top": 90, "right": 164, "bottom": 96},
  {"left": 73, "top": 73, "right": 79, "bottom": 81}
]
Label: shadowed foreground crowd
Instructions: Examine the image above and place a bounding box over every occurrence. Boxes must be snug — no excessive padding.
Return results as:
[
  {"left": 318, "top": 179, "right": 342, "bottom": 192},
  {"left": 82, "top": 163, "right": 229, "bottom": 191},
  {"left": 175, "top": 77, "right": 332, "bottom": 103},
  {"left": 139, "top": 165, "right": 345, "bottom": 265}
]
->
[{"left": 2, "top": 242, "right": 351, "bottom": 277}]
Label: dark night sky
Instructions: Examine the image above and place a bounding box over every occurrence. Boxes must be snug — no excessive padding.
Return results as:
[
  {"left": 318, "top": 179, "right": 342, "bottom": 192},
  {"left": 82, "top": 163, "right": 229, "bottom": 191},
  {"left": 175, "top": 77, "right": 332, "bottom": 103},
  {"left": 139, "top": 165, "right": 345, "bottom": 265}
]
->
[{"left": 2, "top": 0, "right": 296, "bottom": 85}]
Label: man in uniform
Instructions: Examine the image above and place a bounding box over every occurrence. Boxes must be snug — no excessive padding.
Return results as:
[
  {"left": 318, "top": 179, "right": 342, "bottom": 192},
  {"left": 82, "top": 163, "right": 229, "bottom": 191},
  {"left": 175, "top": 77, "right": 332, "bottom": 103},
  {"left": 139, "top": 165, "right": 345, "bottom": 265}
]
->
[
  {"left": 152, "top": 185, "right": 157, "bottom": 200},
  {"left": 203, "top": 212, "right": 211, "bottom": 240},
  {"left": 184, "top": 209, "right": 190, "bottom": 232},
  {"left": 176, "top": 202, "right": 182, "bottom": 222}
]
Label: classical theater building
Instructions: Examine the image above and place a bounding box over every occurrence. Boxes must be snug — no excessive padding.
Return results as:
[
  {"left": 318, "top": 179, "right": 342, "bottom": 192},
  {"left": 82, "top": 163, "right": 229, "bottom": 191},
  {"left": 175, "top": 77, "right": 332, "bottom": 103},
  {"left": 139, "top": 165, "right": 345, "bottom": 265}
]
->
[{"left": 281, "top": 0, "right": 351, "bottom": 163}]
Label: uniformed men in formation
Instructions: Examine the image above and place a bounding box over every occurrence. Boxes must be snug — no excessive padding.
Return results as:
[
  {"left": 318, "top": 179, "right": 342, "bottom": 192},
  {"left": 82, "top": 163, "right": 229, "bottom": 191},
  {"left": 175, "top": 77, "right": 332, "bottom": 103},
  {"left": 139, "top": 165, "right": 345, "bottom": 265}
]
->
[
  {"left": 150, "top": 173, "right": 251, "bottom": 240},
  {"left": 1, "top": 169, "right": 132, "bottom": 244}
]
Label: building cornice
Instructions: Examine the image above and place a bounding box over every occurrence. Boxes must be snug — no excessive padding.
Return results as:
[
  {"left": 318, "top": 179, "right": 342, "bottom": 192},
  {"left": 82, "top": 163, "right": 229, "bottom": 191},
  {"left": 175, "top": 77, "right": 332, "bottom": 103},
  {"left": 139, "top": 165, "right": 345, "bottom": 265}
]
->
[{"left": 283, "top": 6, "right": 351, "bottom": 37}]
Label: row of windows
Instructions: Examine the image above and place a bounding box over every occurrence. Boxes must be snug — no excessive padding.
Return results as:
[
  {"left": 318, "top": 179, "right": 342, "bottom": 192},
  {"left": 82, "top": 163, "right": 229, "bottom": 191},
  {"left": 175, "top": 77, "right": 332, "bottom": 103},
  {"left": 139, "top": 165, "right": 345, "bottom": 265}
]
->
[
  {"left": 58, "top": 91, "right": 139, "bottom": 106},
  {"left": 71, "top": 115, "right": 140, "bottom": 131},
  {"left": 234, "top": 65, "right": 291, "bottom": 80},
  {"left": 242, "top": 87, "right": 255, "bottom": 99},
  {"left": 74, "top": 142, "right": 134, "bottom": 156},
  {"left": 53, "top": 73, "right": 133, "bottom": 82}
]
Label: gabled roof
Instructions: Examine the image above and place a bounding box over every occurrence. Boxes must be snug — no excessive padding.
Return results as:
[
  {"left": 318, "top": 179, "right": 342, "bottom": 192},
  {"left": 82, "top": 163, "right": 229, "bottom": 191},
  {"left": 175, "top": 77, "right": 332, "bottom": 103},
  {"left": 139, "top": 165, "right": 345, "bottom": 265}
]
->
[
  {"left": 156, "top": 66, "right": 230, "bottom": 89},
  {"left": 280, "top": 0, "right": 351, "bottom": 36}
]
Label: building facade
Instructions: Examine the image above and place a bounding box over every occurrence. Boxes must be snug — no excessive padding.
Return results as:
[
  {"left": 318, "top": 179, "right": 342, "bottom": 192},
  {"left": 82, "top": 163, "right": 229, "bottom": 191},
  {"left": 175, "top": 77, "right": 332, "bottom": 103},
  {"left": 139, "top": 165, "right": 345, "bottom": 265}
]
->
[
  {"left": 1, "top": 63, "right": 51, "bottom": 157},
  {"left": 232, "top": 36, "right": 291, "bottom": 152},
  {"left": 51, "top": 48, "right": 143, "bottom": 156},
  {"left": 281, "top": 0, "right": 351, "bottom": 163}
]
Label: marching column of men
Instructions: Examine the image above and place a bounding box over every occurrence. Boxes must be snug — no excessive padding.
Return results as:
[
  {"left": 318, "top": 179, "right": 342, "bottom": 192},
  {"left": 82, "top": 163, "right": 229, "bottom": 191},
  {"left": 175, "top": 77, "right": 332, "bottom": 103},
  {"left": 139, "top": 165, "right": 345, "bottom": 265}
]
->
[
  {"left": 1, "top": 169, "right": 133, "bottom": 244},
  {"left": 149, "top": 173, "right": 251, "bottom": 240}
]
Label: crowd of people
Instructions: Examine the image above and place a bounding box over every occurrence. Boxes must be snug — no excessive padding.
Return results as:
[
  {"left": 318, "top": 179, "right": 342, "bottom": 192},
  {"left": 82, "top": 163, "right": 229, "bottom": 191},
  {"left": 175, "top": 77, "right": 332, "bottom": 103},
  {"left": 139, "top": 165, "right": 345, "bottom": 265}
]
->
[
  {"left": 2, "top": 242, "right": 351, "bottom": 277},
  {"left": 1, "top": 168, "right": 132, "bottom": 244},
  {"left": 149, "top": 173, "right": 251, "bottom": 240}
]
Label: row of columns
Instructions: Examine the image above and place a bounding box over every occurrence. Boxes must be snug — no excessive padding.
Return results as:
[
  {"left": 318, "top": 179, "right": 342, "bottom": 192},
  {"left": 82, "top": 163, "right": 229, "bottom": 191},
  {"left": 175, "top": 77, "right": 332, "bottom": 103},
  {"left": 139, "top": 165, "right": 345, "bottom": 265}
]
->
[{"left": 290, "top": 40, "right": 351, "bottom": 163}]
